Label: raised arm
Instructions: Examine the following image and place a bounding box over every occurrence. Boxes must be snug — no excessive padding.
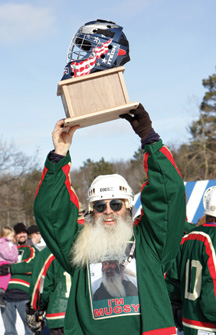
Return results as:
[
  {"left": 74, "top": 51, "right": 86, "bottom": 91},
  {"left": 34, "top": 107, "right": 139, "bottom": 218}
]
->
[
  {"left": 121, "top": 104, "right": 186, "bottom": 266},
  {"left": 52, "top": 119, "right": 80, "bottom": 156},
  {"left": 34, "top": 120, "right": 81, "bottom": 274}
]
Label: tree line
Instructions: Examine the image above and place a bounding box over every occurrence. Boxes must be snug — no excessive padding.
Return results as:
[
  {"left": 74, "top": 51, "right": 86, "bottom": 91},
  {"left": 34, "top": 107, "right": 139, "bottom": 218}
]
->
[{"left": 0, "top": 72, "right": 215, "bottom": 229}]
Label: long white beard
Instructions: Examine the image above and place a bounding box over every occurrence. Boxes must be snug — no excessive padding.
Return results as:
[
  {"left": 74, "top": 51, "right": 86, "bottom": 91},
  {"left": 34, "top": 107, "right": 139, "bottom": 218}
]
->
[{"left": 71, "top": 212, "right": 133, "bottom": 267}]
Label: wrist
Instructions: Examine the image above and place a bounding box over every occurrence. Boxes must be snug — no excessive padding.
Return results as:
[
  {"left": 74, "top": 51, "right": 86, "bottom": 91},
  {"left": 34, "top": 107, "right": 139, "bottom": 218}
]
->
[
  {"left": 54, "top": 149, "right": 67, "bottom": 156},
  {"left": 141, "top": 128, "right": 160, "bottom": 148},
  {"left": 54, "top": 143, "right": 69, "bottom": 156},
  {"left": 49, "top": 150, "right": 66, "bottom": 163}
]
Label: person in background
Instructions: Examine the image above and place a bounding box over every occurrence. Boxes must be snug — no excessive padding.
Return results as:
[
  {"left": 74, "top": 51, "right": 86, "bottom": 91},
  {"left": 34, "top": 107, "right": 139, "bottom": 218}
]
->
[
  {"left": 165, "top": 221, "right": 195, "bottom": 335},
  {"left": 0, "top": 226, "right": 18, "bottom": 308},
  {"left": 27, "top": 224, "right": 42, "bottom": 250},
  {"left": 166, "top": 186, "right": 216, "bottom": 335},
  {"left": 0, "top": 222, "right": 39, "bottom": 335},
  {"left": 26, "top": 246, "right": 71, "bottom": 335}
]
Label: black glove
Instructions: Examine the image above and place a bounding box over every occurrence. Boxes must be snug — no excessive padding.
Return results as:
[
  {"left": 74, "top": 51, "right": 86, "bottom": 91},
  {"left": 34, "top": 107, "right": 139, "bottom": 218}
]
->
[
  {"left": 171, "top": 303, "right": 183, "bottom": 331},
  {"left": 120, "top": 103, "right": 152, "bottom": 141},
  {"left": 26, "top": 302, "right": 44, "bottom": 333},
  {"left": 0, "top": 264, "right": 11, "bottom": 276}
]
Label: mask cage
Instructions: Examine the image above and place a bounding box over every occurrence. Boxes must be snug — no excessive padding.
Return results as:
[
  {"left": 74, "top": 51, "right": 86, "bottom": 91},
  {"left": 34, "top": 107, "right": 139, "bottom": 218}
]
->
[{"left": 67, "top": 33, "right": 106, "bottom": 63}]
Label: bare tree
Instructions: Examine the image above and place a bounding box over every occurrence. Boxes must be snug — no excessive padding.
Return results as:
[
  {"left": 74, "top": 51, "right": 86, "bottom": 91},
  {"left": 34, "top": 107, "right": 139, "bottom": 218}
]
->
[
  {"left": 172, "top": 72, "right": 216, "bottom": 181},
  {"left": 0, "top": 138, "right": 40, "bottom": 228}
]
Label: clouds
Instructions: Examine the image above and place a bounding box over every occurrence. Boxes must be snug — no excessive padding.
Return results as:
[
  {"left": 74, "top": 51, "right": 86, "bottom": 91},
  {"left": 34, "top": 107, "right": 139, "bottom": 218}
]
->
[{"left": 0, "top": 3, "right": 55, "bottom": 44}]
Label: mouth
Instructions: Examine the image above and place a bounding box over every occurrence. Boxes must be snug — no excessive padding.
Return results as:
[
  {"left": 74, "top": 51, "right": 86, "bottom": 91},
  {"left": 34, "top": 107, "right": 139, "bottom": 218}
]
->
[
  {"left": 104, "top": 217, "right": 116, "bottom": 226},
  {"left": 106, "top": 270, "right": 114, "bottom": 277}
]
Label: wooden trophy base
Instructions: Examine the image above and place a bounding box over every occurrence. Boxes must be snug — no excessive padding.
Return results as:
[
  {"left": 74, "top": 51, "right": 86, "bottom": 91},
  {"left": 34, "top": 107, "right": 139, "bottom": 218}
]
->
[{"left": 57, "top": 66, "right": 139, "bottom": 128}]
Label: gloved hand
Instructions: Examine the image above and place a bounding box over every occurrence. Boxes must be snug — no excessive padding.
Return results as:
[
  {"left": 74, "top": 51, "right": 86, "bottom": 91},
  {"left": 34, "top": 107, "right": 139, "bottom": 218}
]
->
[
  {"left": 0, "top": 264, "right": 11, "bottom": 276},
  {"left": 120, "top": 103, "right": 152, "bottom": 141},
  {"left": 26, "top": 302, "right": 44, "bottom": 333}
]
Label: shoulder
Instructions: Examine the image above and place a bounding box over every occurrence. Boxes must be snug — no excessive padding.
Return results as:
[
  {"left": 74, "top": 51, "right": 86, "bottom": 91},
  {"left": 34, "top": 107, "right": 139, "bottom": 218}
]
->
[{"left": 0, "top": 237, "right": 7, "bottom": 243}]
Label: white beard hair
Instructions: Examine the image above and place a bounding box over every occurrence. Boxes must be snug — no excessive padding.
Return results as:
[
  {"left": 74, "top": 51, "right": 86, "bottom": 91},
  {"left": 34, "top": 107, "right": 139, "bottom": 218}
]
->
[
  {"left": 71, "top": 211, "right": 133, "bottom": 267},
  {"left": 102, "top": 270, "right": 126, "bottom": 297}
]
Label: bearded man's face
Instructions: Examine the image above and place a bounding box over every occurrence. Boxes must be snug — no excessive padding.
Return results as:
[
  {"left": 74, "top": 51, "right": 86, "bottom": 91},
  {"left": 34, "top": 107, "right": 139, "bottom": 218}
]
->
[
  {"left": 15, "top": 232, "right": 27, "bottom": 245},
  {"left": 71, "top": 199, "right": 133, "bottom": 267},
  {"left": 102, "top": 260, "right": 121, "bottom": 279}
]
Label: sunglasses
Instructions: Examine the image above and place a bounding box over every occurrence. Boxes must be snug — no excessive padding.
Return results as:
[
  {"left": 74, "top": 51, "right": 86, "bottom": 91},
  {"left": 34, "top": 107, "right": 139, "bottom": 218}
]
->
[{"left": 93, "top": 199, "right": 124, "bottom": 213}]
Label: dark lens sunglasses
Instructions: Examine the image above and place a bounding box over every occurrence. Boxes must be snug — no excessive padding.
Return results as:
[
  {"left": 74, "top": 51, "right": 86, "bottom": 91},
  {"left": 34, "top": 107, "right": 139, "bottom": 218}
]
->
[{"left": 93, "top": 199, "right": 123, "bottom": 213}]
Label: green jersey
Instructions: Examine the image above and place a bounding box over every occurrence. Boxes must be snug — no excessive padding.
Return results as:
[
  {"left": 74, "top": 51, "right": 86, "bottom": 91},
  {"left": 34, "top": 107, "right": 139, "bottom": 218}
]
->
[
  {"left": 166, "top": 223, "right": 216, "bottom": 335},
  {"left": 34, "top": 140, "right": 186, "bottom": 335}
]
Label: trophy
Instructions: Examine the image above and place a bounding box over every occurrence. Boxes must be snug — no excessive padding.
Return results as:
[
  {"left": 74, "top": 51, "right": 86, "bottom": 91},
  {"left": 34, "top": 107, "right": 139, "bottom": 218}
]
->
[{"left": 57, "top": 19, "right": 139, "bottom": 128}]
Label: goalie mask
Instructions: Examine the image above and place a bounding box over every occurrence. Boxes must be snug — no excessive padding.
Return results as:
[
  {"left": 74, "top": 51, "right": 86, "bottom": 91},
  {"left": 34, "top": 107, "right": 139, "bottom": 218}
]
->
[{"left": 61, "top": 19, "right": 130, "bottom": 80}]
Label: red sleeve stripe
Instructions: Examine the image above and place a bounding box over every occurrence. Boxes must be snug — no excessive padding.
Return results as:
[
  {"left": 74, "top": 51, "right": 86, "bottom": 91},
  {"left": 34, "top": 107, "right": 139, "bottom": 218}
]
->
[
  {"left": 134, "top": 208, "right": 144, "bottom": 227},
  {"left": 142, "top": 326, "right": 176, "bottom": 334},
  {"left": 182, "top": 317, "right": 216, "bottom": 331},
  {"left": 143, "top": 152, "right": 149, "bottom": 177},
  {"left": 135, "top": 151, "right": 149, "bottom": 227},
  {"left": 25, "top": 247, "right": 36, "bottom": 263},
  {"left": 159, "top": 146, "right": 182, "bottom": 178},
  {"left": 32, "top": 254, "right": 55, "bottom": 310},
  {"left": 181, "top": 232, "right": 216, "bottom": 296},
  {"left": 160, "top": 146, "right": 187, "bottom": 217},
  {"left": 62, "top": 164, "right": 79, "bottom": 208},
  {"left": 9, "top": 278, "right": 30, "bottom": 287},
  {"left": 141, "top": 180, "right": 149, "bottom": 193},
  {"left": 35, "top": 167, "right": 48, "bottom": 199},
  {"left": 46, "top": 312, "right": 65, "bottom": 319}
]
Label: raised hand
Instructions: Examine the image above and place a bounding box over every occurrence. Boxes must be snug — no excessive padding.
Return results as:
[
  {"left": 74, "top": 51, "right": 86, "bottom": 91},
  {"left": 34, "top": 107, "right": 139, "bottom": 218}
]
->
[
  {"left": 52, "top": 119, "right": 80, "bottom": 156},
  {"left": 120, "top": 103, "right": 152, "bottom": 140}
]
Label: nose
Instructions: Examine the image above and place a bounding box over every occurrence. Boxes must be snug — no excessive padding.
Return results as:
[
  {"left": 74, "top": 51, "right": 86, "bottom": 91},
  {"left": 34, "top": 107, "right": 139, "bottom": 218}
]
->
[{"left": 104, "top": 202, "right": 113, "bottom": 214}]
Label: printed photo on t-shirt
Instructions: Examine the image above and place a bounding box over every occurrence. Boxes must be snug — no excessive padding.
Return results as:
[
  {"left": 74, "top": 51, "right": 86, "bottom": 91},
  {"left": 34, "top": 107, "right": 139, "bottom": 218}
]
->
[{"left": 88, "top": 241, "right": 140, "bottom": 320}]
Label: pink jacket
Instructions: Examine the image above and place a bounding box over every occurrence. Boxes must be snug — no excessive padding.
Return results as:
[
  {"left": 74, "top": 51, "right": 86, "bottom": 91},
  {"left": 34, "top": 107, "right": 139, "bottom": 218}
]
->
[{"left": 0, "top": 237, "right": 18, "bottom": 263}]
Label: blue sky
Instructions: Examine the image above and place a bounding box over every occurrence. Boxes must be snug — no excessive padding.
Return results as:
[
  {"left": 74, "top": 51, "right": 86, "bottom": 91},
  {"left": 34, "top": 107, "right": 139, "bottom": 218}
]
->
[{"left": 0, "top": 0, "right": 215, "bottom": 170}]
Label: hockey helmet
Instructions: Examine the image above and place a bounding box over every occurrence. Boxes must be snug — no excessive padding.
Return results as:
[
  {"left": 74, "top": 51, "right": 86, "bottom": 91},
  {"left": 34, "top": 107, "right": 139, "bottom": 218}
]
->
[
  {"left": 203, "top": 186, "right": 216, "bottom": 217},
  {"left": 61, "top": 19, "right": 130, "bottom": 80},
  {"left": 87, "top": 174, "right": 134, "bottom": 212}
]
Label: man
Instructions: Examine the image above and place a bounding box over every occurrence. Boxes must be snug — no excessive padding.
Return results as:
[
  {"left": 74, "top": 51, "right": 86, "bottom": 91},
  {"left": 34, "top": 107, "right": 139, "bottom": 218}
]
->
[
  {"left": 0, "top": 222, "right": 39, "bottom": 335},
  {"left": 27, "top": 224, "right": 42, "bottom": 249},
  {"left": 165, "top": 221, "right": 195, "bottom": 335},
  {"left": 34, "top": 104, "right": 186, "bottom": 334},
  {"left": 26, "top": 246, "right": 71, "bottom": 335},
  {"left": 166, "top": 186, "right": 216, "bottom": 335}
]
